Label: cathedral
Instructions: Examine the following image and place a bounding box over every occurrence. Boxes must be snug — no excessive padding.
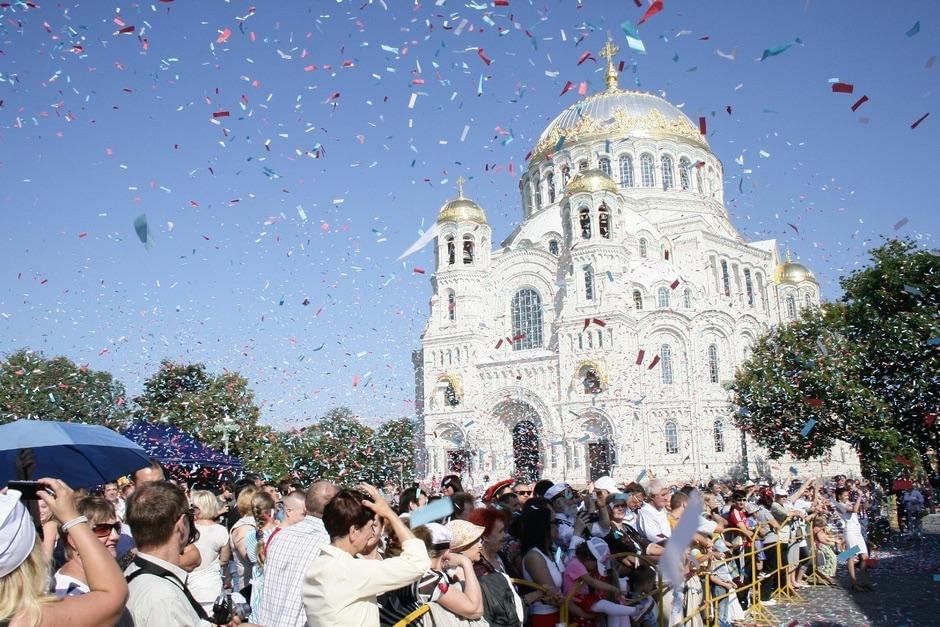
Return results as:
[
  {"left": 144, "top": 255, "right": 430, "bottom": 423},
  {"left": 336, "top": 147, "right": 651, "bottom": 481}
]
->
[{"left": 413, "top": 46, "right": 859, "bottom": 487}]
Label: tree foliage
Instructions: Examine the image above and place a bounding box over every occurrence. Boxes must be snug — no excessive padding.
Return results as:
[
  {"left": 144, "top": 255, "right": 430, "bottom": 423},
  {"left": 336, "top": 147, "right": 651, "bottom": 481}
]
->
[
  {"left": 732, "top": 239, "right": 939, "bottom": 479},
  {"left": 0, "top": 349, "right": 129, "bottom": 430}
]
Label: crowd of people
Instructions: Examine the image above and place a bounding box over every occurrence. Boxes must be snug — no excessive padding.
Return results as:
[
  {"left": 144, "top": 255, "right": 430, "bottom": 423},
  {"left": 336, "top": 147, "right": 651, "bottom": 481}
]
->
[{"left": 0, "top": 462, "right": 933, "bottom": 627}]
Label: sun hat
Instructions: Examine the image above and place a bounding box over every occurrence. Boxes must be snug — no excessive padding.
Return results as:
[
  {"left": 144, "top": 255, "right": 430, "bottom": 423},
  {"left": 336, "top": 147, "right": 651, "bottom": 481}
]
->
[
  {"left": 593, "top": 476, "right": 618, "bottom": 494},
  {"left": 544, "top": 483, "right": 570, "bottom": 501},
  {"left": 587, "top": 537, "right": 611, "bottom": 575},
  {"left": 425, "top": 522, "right": 453, "bottom": 550},
  {"left": 0, "top": 490, "right": 37, "bottom": 578},
  {"left": 774, "top": 487, "right": 789, "bottom": 497},
  {"left": 445, "top": 519, "right": 485, "bottom": 551}
]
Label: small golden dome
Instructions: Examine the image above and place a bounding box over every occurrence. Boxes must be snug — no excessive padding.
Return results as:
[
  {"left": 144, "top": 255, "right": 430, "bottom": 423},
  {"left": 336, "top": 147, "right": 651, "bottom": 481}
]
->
[
  {"left": 776, "top": 261, "right": 817, "bottom": 284},
  {"left": 565, "top": 169, "right": 619, "bottom": 196},
  {"left": 437, "top": 176, "right": 488, "bottom": 224}
]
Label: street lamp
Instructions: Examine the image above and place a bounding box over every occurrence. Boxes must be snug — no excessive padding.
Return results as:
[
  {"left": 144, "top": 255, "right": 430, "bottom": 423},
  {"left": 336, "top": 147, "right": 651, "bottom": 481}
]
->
[{"left": 214, "top": 417, "right": 239, "bottom": 456}]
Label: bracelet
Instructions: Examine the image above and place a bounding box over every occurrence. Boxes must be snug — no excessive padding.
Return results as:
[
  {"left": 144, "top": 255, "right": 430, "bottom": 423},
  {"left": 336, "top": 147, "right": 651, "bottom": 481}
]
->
[{"left": 61, "top": 516, "right": 89, "bottom": 533}]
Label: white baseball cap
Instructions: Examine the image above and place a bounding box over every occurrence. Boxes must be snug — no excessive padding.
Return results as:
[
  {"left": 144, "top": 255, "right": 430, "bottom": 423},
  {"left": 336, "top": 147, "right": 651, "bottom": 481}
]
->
[
  {"left": 0, "top": 490, "right": 37, "bottom": 578},
  {"left": 544, "top": 483, "right": 571, "bottom": 501},
  {"left": 593, "top": 476, "right": 618, "bottom": 494}
]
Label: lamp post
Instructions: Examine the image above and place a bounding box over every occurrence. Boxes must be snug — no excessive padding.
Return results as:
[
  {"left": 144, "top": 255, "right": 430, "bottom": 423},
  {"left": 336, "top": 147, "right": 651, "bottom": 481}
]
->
[{"left": 214, "top": 418, "right": 239, "bottom": 456}]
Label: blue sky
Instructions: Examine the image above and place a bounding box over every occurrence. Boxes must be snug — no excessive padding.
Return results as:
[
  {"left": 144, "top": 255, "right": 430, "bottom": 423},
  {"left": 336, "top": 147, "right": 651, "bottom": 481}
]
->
[{"left": 1, "top": 1, "right": 937, "bottom": 430}]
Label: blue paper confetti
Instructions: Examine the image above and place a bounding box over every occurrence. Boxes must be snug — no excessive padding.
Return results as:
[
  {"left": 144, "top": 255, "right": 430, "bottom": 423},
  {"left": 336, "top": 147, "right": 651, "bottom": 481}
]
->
[
  {"left": 800, "top": 419, "right": 817, "bottom": 437},
  {"left": 837, "top": 545, "right": 861, "bottom": 562},
  {"left": 760, "top": 43, "right": 793, "bottom": 61},
  {"left": 409, "top": 497, "right": 454, "bottom": 528},
  {"left": 906, "top": 21, "right": 921, "bottom": 37}
]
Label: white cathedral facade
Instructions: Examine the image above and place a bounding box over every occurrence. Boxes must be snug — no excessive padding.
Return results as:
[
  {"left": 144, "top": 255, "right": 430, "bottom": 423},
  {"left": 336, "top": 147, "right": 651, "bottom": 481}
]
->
[{"left": 413, "top": 55, "right": 860, "bottom": 487}]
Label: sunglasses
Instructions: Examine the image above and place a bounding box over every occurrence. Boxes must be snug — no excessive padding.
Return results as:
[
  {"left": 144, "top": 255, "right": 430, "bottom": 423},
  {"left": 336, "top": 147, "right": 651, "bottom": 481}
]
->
[
  {"left": 92, "top": 522, "right": 122, "bottom": 538},
  {"left": 515, "top": 490, "right": 533, "bottom": 495}
]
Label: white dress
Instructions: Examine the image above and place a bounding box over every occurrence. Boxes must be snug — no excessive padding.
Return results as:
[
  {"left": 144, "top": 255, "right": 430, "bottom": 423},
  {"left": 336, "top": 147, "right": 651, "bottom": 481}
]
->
[
  {"left": 522, "top": 548, "right": 562, "bottom": 617},
  {"left": 835, "top": 502, "right": 868, "bottom": 555},
  {"left": 188, "top": 522, "right": 230, "bottom": 611}
]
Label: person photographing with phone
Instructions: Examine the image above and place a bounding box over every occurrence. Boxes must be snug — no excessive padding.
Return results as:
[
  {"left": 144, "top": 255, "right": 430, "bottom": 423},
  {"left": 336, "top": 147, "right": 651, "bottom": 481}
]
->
[{"left": 0, "top": 478, "right": 128, "bottom": 627}]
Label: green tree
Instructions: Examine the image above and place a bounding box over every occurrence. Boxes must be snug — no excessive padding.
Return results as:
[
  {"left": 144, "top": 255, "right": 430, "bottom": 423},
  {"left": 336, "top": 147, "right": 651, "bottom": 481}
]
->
[
  {"left": 290, "top": 406, "right": 377, "bottom": 484},
  {"left": 0, "top": 349, "right": 129, "bottom": 430},
  {"left": 732, "top": 239, "right": 939, "bottom": 479},
  {"left": 372, "top": 417, "right": 417, "bottom": 488},
  {"left": 134, "top": 361, "right": 271, "bottom": 474}
]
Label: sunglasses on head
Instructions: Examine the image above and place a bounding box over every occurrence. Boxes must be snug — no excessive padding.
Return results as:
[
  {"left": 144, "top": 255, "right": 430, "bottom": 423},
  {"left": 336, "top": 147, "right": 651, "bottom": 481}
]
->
[{"left": 92, "top": 522, "right": 122, "bottom": 538}]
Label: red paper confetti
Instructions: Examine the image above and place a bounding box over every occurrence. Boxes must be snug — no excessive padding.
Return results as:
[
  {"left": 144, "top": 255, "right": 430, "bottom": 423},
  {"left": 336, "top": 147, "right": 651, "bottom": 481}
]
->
[
  {"left": 637, "top": 0, "right": 664, "bottom": 25},
  {"left": 831, "top": 82, "right": 854, "bottom": 93},
  {"left": 216, "top": 28, "right": 232, "bottom": 44},
  {"left": 494, "top": 0, "right": 509, "bottom": 5},
  {"left": 413, "top": 267, "right": 426, "bottom": 274},
  {"left": 647, "top": 355, "right": 661, "bottom": 369},
  {"left": 583, "top": 318, "right": 591, "bottom": 330},
  {"left": 926, "top": 413, "right": 937, "bottom": 427},
  {"left": 698, "top": 116, "right": 707, "bottom": 135},
  {"left": 911, "top": 112, "right": 930, "bottom": 129},
  {"left": 495, "top": 339, "right": 504, "bottom": 349},
  {"left": 592, "top": 318, "right": 606, "bottom": 327},
  {"left": 477, "top": 48, "right": 492, "bottom": 65},
  {"left": 804, "top": 397, "right": 823, "bottom": 408},
  {"left": 78, "top": 232, "right": 88, "bottom": 239},
  {"left": 118, "top": 26, "right": 135, "bottom": 34},
  {"left": 576, "top": 51, "right": 594, "bottom": 66},
  {"left": 212, "top": 111, "right": 230, "bottom": 118},
  {"left": 635, "top": 350, "right": 645, "bottom": 365},
  {"left": 559, "top": 81, "right": 574, "bottom": 96},
  {"left": 670, "top": 279, "right": 680, "bottom": 289},
  {"left": 851, "top": 95, "right": 869, "bottom": 111}
]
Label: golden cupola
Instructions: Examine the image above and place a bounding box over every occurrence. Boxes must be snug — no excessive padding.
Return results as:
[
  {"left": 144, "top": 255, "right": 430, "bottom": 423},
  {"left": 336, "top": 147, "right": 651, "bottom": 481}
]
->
[
  {"left": 565, "top": 169, "right": 619, "bottom": 195},
  {"left": 437, "top": 176, "right": 488, "bottom": 225},
  {"left": 775, "top": 249, "right": 817, "bottom": 284}
]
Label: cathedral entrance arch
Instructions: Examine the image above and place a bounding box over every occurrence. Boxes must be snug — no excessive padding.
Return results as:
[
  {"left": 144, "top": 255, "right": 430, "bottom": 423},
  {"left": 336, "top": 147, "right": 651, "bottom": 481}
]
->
[
  {"left": 581, "top": 415, "right": 615, "bottom": 481},
  {"left": 492, "top": 399, "right": 544, "bottom": 481}
]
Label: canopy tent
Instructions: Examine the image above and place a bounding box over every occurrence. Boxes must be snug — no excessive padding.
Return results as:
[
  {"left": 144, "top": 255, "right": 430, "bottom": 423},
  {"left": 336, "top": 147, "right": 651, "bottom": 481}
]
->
[{"left": 122, "top": 421, "right": 243, "bottom": 471}]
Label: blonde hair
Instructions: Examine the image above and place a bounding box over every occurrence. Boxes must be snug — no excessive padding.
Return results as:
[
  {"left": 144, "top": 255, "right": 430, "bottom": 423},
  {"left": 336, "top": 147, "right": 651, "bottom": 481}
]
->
[
  {"left": 0, "top": 541, "right": 53, "bottom": 627},
  {"left": 236, "top": 486, "right": 258, "bottom": 516},
  {"left": 190, "top": 490, "right": 222, "bottom": 520},
  {"left": 61, "top": 496, "right": 117, "bottom": 561},
  {"left": 251, "top": 491, "right": 276, "bottom": 568}
]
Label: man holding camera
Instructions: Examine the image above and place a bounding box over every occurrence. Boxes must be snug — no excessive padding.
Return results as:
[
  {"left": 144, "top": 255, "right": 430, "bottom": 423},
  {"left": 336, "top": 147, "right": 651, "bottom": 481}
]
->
[{"left": 124, "top": 481, "right": 258, "bottom": 627}]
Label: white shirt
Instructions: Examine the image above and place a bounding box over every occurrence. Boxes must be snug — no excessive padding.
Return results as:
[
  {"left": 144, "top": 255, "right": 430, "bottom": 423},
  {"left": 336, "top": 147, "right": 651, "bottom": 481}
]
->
[
  {"left": 125, "top": 552, "right": 213, "bottom": 627},
  {"left": 636, "top": 502, "right": 672, "bottom": 544},
  {"left": 187, "top": 522, "right": 229, "bottom": 609},
  {"left": 258, "top": 516, "right": 331, "bottom": 627},
  {"left": 303, "top": 538, "right": 430, "bottom": 627}
]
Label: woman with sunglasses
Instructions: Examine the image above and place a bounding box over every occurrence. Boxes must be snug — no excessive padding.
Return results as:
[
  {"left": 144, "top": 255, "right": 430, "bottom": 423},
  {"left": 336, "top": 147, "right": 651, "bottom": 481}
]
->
[{"left": 52, "top": 495, "right": 135, "bottom": 625}]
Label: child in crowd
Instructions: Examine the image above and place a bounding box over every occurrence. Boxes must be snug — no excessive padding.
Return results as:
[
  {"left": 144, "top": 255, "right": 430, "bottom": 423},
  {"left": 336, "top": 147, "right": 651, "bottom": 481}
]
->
[
  {"left": 708, "top": 538, "right": 745, "bottom": 627},
  {"left": 811, "top": 518, "right": 837, "bottom": 585},
  {"left": 563, "top": 539, "right": 653, "bottom": 627}
]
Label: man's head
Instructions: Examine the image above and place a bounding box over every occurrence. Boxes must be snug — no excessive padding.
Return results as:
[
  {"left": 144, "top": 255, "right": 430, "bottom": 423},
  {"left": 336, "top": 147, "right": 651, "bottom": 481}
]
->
[
  {"left": 512, "top": 482, "right": 533, "bottom": 505},
  {"left": 133, "top": 459, "right": 166, "bottom": 486},
  {"left": 497, "top": 491, "right": 521, "bottom": 515},
  {"left": 125, "top": 481, "right": 193, "bottom": 554},
  {"left": 306, "top": 481, "right": 339, "bottom": 518},
  {"left": 669, "top": 491, "right": 688, "bottom": 516},
  {"left": 262, "top": 482, "right": 281, "bottom": 503},
  {"left": 282, "top": 490, "right": 307, "bottom": 526},
  {"left": 397, "top": 485, "right": 428, "bottom": 515},
  {"left": 544, "top": 483, "right": 574, "bottom": 515},
  {"left": 646, "top": 479, "right": 670, "bottom": 510},
  {"left": 103, "top": 483, "right": 120, "bottom": 503},
  {"left": 323, "top": 489, "right": 377, "bottom": 552}
]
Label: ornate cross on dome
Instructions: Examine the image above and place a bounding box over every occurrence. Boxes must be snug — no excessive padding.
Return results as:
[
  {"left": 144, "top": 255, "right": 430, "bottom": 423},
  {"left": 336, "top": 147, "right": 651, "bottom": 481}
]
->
[
  {"left": 599, "top": 40, "right": 620, "bottom": 90},
  {"left": 456, "top": 176, "right": 466, "bottom": 198}
]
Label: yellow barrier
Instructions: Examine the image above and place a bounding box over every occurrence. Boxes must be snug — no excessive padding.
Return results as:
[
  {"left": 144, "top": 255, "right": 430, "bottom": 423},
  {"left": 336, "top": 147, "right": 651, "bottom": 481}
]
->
[{"left": 392, "top": 603, "right": 431, "bottom": 627}]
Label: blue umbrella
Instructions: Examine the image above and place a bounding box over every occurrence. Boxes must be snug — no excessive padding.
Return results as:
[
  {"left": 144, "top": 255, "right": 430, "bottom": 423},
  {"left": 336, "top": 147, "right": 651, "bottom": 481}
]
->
[{"left": 0, "top": 419, "right": 152, "bottom": 488}]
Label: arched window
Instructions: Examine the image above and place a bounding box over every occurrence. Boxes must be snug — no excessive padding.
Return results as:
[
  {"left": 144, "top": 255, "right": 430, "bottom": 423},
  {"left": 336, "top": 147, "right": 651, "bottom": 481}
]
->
[
  {"left": 638, "top": 237, "right": 648, "bottom": 258},
  {"left": 548, "top": 239, "right": 560, "bottom": 256},
  {"left": 511, "top": 288, "right": 543, "bottom": 350},
  {"left": 546, "top": 172, "right": 556, "bottom": 204},
  {"left": 462, "top": 234, "right": 474, "bottom": 264},
  {"left": 744, "top": 268, "right": 754, "bottom": 306},
  {"left": 785, "top": 294, "right": 797, "bottom": 319},
  {"left": 633, "top": 290, "right": 643, "bottom": 310},
  {"left": 661, "top": 154, "right": 675, "bottom": 190},
  {"left": 562, "top": 166, "right": 571, "bottom": 187},
  {"left": 598, "top": 204, "right": 610, "bottom": 239},
  {"left": 708, "top": 344, "right": 719, "bottom": 383},
  {"left": 720, "top": 260, "right": 731, "bottom": 296},
  {"left": 679, "top": 157, "right": 691, "bottom": 190},
  {"left": 804, "top": 292, "right": 813, "bottom": 309},
  {"left": 444, "top": 382, "right": 460, "bottom": 406},
  {"left": 713, "top": 420, "right": 725, "bottom": 452},
  {"left": 658, "top": 287, "right": 670, "bottom": 309},
  {"left": 695, "top": 165, "right": 704, "bottom": 194},
  {"left": 446, "top": 236, "right": 455, "bottom": 265},
  {"left": 447, "top": 291, "right": 456, "bottom": 322},
  {"left": 579, "top": 207, "right": 592, "bottom": 239},
  {"left": 599, "top": 157, "right": 611, "bottom": 176},
  {"left": 578, "top": 160, "right": 588, "bottom": 171},
  {"left": 534, "top": 177, "right": 542, "bottom": 208},
  {"left": 640, "top": 153, "right": 655, "bottom": 188},
  {"left": 584, "top": 266, "right": 595, "bottom": 301},
  {"left": 664, "top": 421, "right": 679, "bottom": 454},
  {"left": 755, "top": 272, "right": 765, "bottom": 308},
  {"left": 683, "top": 288, "right": 692, "bottom": 309},
  {"left": 583, "top": 368, "right": 601, "bottom": 394},
  {"left": 619, "top": 155, "right": 634, "bottom": 187},
  {"left": 661, "top": 344, "right": 673, "bottom": 384}
]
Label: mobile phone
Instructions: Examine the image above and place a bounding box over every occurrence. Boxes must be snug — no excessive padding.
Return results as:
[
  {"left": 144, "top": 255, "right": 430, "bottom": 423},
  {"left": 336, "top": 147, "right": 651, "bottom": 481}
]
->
[{"left": 6, "top": 480, "right": 48, "bottom": 500}]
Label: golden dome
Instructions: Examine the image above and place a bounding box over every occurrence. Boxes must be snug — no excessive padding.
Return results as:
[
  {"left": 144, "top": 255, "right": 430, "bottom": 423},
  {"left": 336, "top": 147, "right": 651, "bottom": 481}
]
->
[
  {"left": 776, "top": 261, "right": 817, "bottom": 284},
  {"left": 437, "top": 176, "right": 488, "bottom": 224},
  {"left": 565, "top": 169, "right": 618, "bottom": 195}
]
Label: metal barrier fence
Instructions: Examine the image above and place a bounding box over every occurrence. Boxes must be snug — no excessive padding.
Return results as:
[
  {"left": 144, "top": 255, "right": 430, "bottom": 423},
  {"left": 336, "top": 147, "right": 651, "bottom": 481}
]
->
[{"left": 393, "top": 516, "right": 828, "bottom": 626}]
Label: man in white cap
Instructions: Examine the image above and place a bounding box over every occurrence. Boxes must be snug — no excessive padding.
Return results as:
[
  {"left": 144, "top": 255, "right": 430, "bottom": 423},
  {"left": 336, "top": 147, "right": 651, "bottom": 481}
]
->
[{"left": 544, "top": 483, "right": 584, "bottom": 552}]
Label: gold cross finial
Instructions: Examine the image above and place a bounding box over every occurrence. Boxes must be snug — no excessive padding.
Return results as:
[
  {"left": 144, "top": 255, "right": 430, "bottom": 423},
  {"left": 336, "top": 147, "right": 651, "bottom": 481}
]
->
[
  {"left": 785, "top": 246, "right": 793, "bottom": 263},
  {"left": 456, "top": 176, "right": 466, "bottom": 198},
  {"left": 599, "top": 39, "right": 620, "bottom": 90}
]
